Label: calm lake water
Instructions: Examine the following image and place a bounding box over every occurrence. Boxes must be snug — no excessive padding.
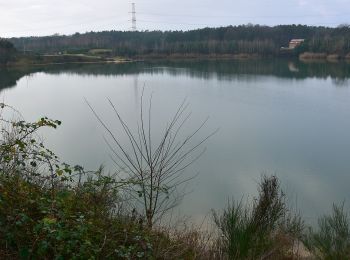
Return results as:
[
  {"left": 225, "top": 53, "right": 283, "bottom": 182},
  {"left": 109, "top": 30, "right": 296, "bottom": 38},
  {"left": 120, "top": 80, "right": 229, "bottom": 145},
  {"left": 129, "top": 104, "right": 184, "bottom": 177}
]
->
[{"left": 1, "top": 59, "right": 350, "bottom": 224}]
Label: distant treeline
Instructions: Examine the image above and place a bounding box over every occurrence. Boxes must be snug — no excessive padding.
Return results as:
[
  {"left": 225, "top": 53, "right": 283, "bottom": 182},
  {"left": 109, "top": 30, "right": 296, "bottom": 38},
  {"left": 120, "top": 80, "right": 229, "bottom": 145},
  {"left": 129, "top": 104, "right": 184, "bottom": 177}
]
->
[{"left": 7, "top": 24, "right": 350, "bottom": 57}]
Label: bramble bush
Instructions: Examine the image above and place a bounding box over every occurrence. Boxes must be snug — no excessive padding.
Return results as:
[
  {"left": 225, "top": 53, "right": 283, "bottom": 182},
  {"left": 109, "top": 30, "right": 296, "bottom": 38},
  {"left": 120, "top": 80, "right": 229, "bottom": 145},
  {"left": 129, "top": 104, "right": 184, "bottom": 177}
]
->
[{"left": 0, "top": 103, "right": 204, "bottom": 259}]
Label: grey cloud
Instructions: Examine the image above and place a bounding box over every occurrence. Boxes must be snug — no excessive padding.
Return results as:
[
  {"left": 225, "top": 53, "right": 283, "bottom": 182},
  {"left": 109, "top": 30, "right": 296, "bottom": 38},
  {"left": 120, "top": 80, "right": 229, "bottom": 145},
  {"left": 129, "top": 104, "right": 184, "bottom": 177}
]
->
[{"left": 1, "top": 0, "right": 349, "bottom": 37}]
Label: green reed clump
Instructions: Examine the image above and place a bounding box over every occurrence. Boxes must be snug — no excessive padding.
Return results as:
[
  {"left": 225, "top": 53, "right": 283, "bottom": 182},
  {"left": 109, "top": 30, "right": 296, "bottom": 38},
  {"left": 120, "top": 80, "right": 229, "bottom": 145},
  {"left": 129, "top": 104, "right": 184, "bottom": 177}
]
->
[
  {"left": 213, "top": 175, "right": 303, "bottom": 259},
  {"left": 303, "top": 203, "right": 350, "bottom": 259}
]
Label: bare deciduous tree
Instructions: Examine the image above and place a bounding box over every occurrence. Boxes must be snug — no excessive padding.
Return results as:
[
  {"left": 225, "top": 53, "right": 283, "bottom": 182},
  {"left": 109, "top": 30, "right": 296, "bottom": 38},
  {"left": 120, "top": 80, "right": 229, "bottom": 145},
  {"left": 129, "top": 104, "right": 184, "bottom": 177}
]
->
[{"left": 87, "top": 92, "right": 217, "bottom": 227}]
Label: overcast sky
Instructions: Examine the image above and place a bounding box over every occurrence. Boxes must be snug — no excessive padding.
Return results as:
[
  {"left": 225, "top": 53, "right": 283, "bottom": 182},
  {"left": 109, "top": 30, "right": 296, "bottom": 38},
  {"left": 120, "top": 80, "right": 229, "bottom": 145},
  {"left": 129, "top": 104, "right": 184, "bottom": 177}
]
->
[{"left": 1, "top": 0, "right": 350, "bottom": 38}]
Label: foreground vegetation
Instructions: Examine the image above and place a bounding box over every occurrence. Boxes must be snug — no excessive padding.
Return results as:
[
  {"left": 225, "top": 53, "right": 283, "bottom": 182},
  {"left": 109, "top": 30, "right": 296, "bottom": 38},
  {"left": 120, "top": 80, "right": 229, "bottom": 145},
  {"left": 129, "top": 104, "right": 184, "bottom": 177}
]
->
[
  {"left": 1, "top": 102, "right": 350, "bottom": 259},
  {"left": 0, "top": 103, "right": 210, "bottom": 259},
  {"left": 213, "top": 176, "right": 303, "bottom": 259}
]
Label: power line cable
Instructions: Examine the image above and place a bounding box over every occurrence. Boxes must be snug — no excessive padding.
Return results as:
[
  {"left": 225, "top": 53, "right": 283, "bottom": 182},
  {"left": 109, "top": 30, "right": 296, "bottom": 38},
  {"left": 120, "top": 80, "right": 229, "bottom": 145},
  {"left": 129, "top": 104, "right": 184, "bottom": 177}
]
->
[{"left": 137, "top": 11, "right": 350, "bottom": 19}]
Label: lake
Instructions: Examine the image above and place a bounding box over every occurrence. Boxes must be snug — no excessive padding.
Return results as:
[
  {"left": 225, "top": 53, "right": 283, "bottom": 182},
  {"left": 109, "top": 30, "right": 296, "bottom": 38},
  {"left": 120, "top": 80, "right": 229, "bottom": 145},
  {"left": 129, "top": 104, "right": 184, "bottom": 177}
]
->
[{"left": 1, "top": 59, "right": 350, "bottom": 224}]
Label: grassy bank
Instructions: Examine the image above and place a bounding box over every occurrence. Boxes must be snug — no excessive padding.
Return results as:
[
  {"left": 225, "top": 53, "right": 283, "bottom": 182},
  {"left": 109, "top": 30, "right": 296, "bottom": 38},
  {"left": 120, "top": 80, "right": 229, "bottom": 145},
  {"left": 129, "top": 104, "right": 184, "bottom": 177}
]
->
[
  {"left": 8, "top": 54, "right": 108, "bottom": 67},
  {"left": 5, "top": 53, "right": 135, "bottom": 68},
  {"left": 133, "top": 53, "right": 263, "bottom": 60},
  {"left": 5, "top": 53, "right": 264, "bottom": 68}
]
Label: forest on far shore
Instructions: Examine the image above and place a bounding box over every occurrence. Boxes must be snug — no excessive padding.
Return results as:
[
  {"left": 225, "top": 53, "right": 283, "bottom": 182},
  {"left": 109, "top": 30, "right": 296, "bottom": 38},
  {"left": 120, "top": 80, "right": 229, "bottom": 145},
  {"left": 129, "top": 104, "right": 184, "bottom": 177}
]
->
[{"left": 5, "top": 24, "right": 350, "bottom": 57}]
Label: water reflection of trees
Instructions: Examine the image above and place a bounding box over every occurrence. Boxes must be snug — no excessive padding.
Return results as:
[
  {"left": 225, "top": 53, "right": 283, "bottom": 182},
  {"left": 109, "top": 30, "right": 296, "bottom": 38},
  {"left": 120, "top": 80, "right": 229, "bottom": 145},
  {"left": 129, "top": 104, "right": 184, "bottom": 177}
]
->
[
  {"left": 332, "top": 78, "right": 350, "bottom": 87},
  {"left": 1, "top": 60, "right": 350, "bottom": 92},
  {"left": 0, "top": 69, "right": 30, "bottom": 91}
]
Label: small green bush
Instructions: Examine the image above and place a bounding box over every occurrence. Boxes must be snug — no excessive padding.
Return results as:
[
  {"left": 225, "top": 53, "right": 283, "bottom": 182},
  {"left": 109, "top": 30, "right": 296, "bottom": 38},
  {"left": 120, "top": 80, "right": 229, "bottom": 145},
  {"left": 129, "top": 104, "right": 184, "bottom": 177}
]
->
[
  {"left": 213, "top": 175, "right": 303, "bottom": 259},
  {"left": 304, "top": 203, "right": 350, "bottom": 259}
]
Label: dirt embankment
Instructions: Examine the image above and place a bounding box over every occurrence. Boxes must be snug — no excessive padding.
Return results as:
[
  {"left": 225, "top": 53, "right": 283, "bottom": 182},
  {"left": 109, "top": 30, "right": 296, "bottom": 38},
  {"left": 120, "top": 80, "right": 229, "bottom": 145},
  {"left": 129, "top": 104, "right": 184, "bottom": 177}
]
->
[{"left": 300, "top": 52, "right": 350, "bottom": 61}]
